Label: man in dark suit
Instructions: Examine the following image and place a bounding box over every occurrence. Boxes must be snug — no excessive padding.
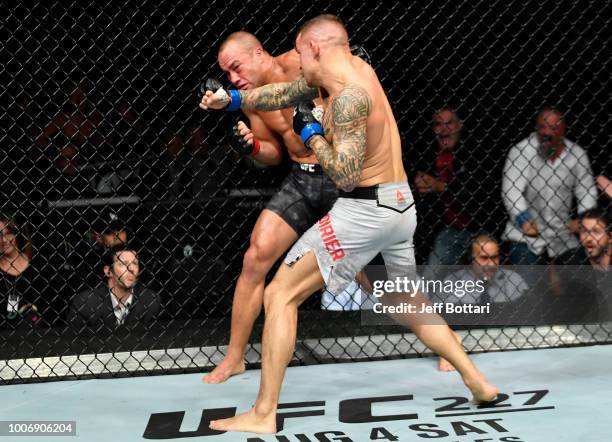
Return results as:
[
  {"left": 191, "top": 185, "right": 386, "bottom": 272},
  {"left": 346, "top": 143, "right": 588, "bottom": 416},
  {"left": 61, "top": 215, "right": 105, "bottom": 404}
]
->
[{"left": 69, "top": 245, "right": 160, "bottom": 330}]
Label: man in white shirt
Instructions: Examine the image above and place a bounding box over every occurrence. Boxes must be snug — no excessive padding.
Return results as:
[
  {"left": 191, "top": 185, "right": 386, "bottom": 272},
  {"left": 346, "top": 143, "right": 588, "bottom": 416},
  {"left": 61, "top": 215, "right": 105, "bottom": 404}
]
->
[{"left": 502, "top": 108, "right": 597, "bottom": 271}]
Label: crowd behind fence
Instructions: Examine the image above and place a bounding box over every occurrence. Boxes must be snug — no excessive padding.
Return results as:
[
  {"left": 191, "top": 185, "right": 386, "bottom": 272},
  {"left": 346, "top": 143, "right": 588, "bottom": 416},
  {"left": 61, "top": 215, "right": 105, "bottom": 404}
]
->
[{"left": 2, "top": 1, "right": 611, "bottom": 383}]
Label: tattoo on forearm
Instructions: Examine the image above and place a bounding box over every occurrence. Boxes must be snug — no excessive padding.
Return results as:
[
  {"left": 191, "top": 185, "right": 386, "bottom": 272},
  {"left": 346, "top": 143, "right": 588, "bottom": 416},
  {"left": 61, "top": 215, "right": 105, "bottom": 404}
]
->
[
  {"left": 311, "top": 84, "right": 371, "bottom": 190},
  {"left": 239, "top": 77, "right": 318, "bottom": 111}
]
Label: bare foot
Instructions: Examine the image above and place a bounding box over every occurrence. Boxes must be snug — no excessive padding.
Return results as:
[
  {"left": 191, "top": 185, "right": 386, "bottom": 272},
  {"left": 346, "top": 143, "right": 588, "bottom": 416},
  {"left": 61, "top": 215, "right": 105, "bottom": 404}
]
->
[
  {"left": 209, "top": 407, "right": 276, "bottom": 434},
  {"left": 438, "top": 357, "right": 456, "bottom": 372},
  {"left": 463, "top": 372, "right": 499, "bottom": 403},
  {"left": 203, "top": 358, "right": 246, "bottom": 384},
  {"left": 438, "top": 331, "right": 462, "bottom": 372}
]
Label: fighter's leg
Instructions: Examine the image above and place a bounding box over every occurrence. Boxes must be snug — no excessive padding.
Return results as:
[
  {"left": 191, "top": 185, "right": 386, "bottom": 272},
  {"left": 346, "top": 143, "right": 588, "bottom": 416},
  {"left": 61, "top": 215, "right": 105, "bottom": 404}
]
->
[
  {"left": 203, "top": 209, "right": 298, "bottom": 384},
  {"left": 395, "top": 298, "right": 498, "bottom": 401},
  {"left": 210, "top": 251, "right": 324, "bottom": 433},
  {"left": 381, "top": 238, "right": 498, "bottom": 402},
  {"left": 438, "top": 330, "right": 462, "bottom": 372}
]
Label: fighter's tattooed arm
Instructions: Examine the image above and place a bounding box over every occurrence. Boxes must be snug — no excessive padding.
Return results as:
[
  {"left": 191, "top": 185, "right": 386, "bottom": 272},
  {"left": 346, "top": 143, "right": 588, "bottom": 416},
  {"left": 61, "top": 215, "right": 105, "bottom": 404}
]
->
[
  {"left": 309, "top": 84, "right": 371, "bottom": 191},
  {"left": 239, "top": 77, "right": 319, "bottom": 111}
]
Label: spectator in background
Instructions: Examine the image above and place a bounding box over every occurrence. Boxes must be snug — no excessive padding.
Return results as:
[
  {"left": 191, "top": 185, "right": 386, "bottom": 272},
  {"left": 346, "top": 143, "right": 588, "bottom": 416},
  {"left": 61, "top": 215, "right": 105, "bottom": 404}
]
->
[
  {"left": 550, "top": 209, "right": 611, "bottom": 323},
  {"left": 64, "top": 208, "right": 157, "bottom": 293},
  {"left": 0, "top": 212, "right": 46, "bottom": 329},
  {"left": 433, "top": 233, "right": 528, "bottom": 371},
  {"left": 502, "top": 108, "right": 598, "bottom": 270},
  {"left": 435, "top": 233, "right": 529, "bottom": 305},
  {"left": 35, "top": 83, "right": 105, "bottom": 201},
  {"left": 78, "top": 208, "right": 130, "bottom": 291},
  {"left": 69, "top": 245, "right": 160, "bottom": 330},
  {"left": 93, "top": 209, "right": 129, "bottom": 249},
  {"left": 412, "top": 108, "right": 481, "bottom": 272},
  {"left": 142, "top": 127, "right": 217, "bottom": 201},
  {"left": 556, "top": 209, "right": 610, "bottom": 272},
  {"left": 35, "top": 82, "right": 105, "bottom": 163}
]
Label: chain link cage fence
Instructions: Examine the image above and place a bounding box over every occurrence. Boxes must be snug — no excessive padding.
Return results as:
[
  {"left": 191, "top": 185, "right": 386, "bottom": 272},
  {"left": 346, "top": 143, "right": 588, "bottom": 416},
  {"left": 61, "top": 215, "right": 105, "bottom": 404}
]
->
[{"left": 2, "top": 0, "right": 611, "bottom": 384}]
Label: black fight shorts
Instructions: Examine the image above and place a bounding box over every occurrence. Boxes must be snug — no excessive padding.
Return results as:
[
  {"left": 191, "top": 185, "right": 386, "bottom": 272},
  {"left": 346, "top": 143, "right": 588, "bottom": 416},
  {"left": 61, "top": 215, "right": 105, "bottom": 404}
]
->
[{"left": 265, "top": 163, "right": 338, "bottom": 235}]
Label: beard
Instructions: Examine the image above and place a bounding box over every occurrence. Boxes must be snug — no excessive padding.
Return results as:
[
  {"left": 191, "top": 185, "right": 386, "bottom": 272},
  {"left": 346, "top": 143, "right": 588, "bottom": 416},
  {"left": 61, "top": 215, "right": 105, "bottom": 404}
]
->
[
  {"left": 585, "top": 244, "right": 604, "bottom": 260},
  {"left": 477, "top": 266, "right": 498, "bottom": 281}
]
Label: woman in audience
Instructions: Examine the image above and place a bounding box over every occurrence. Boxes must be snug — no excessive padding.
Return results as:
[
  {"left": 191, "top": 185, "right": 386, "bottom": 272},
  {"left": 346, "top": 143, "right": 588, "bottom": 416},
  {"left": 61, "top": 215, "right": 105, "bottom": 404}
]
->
[{"left": 0, "top": 212, "right": 45, "bottom": 328}]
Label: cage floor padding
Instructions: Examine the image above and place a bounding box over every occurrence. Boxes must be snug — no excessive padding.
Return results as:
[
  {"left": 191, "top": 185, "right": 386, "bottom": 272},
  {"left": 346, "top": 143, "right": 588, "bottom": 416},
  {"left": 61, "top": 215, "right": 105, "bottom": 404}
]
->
[{"left": 1, "top": 345, "right": 610, "bottom": 441}]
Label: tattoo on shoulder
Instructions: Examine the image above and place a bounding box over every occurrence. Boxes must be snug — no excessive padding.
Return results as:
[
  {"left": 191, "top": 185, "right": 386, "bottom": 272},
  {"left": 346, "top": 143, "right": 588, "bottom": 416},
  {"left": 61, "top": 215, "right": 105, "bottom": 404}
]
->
[
  {"left": 331, "top": 84, "right": 372, "bottom": 128},
  {"left": 311, "top": 84, "right": 372, "bottom": 191}
]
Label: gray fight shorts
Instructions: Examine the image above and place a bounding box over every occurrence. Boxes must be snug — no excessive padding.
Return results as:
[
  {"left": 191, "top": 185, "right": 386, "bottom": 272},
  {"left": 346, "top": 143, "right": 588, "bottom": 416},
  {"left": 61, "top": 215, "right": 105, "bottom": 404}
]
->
[{"left": 284, "top": 181, "right": 417, "bottom": 295}]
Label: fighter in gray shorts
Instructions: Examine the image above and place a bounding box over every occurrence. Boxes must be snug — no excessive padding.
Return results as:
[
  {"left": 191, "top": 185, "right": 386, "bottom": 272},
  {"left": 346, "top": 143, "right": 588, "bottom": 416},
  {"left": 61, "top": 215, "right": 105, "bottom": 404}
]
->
[
  {"left": 285, "top": 181, "right": 417, "bottom": 295},
  {"left": 266, "top": 162, "right": 339, "bottom": 235}
]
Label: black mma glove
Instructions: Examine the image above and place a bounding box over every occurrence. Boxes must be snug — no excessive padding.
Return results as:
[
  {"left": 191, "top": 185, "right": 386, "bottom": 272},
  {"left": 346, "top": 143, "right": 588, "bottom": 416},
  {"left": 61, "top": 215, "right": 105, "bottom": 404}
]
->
[
  {"left": 293, "top": 101, "right": 324, "bottom": 149},
  {"left": 229, "top": 121, "right": 260, "bottom": 156},
  {"left": 199, "top": 78, "right": 241, "bottom": 111}
]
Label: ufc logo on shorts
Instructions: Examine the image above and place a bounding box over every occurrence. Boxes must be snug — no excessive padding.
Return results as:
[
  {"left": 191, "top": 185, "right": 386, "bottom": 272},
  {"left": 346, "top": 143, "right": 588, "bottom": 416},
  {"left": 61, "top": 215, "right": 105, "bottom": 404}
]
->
[{"left": 300, "top": 164, "right": 316, "bottom": 173}]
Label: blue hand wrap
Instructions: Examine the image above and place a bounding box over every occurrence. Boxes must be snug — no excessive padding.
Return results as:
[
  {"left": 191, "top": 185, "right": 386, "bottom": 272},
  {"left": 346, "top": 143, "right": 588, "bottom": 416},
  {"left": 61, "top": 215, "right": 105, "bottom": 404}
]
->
[
  {"left": 300, "top": 123, "right": 324, "bottom": 146},
  {"left": 515, "top": 210, "right": 532, "bottom": 228},
  {"left": 226, "top": 90, "right": 242, "bottom": 112}
]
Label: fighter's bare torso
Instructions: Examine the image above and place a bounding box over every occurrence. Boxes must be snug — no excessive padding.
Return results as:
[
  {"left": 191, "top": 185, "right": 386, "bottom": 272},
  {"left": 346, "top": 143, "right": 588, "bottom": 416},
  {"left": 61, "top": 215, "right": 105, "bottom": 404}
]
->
[
  {"left": 245, "top": 50, "right": 319, "bottom": 164},
  {"left": 319, "top": 56, "right": 407, "bottom": 187}
]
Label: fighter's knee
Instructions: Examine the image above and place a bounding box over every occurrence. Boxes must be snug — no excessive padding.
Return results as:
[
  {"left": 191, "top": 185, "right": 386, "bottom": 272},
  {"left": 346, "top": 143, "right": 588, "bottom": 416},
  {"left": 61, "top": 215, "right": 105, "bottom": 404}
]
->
[
  {"left": 262, "top": 283, "right": 281, "bottom": 313},
  {"left": 264, "top": 278, "right": 296, "bottom": 312},
  {"left": 242, "top": 241, "right": 275, "bottom": 277}
]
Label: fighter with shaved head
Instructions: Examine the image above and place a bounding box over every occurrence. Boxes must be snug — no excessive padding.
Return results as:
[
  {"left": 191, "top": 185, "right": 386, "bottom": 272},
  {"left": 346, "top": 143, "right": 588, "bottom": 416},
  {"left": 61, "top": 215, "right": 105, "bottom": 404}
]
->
[
  {"left": 201, "top": 15, "right": 498, "bottom": 434},
  {"left": 203, "top": 31, "right": 364, "bottom": 384}
]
